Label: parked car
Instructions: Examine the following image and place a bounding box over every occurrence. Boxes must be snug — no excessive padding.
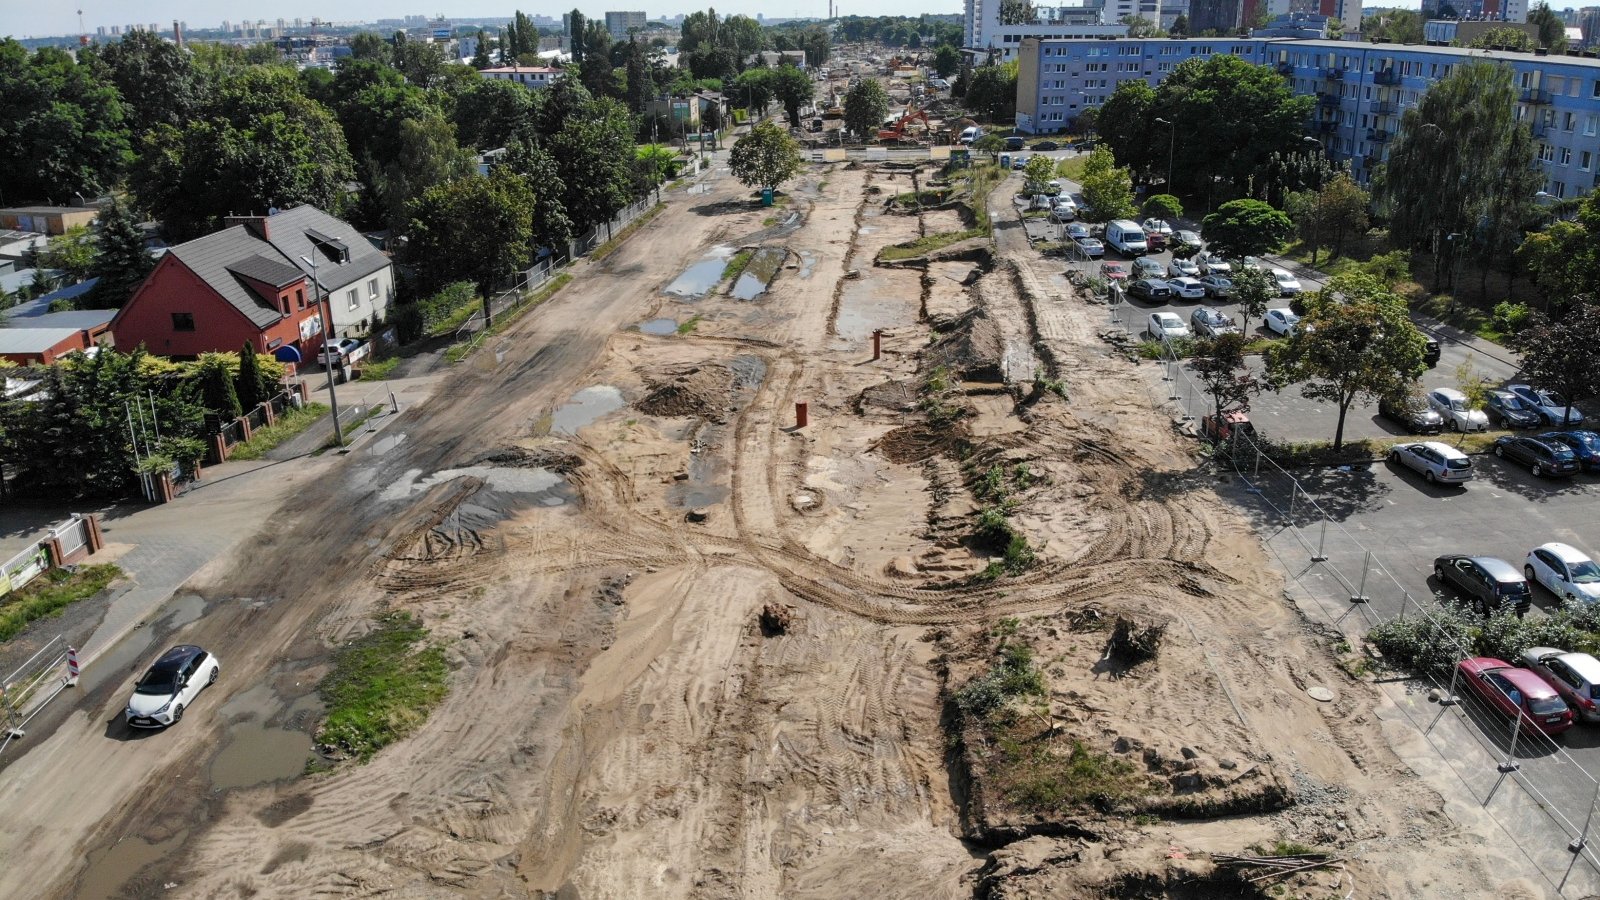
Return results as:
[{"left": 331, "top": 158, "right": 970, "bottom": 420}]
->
[
  {"left": 1147, "top": 312, "right": 1191, "bottom": 341},
  {"left": 1140, "top": 218, "right": 1173, "bottom": 251},
  {"left": 1190, "top": 306, "right": 1239, "bottom": 337},
  {"left": 125, "top": 645, "right": 221, "bottom": 728},
  {"left": 1524, "top": 542, "right": 1600, "bottom": 603},
  {"left": 1167, "top": 276, "right": 1207, "bottom": 300},
  {"left": 1387, "top": 441, "right": 1472, "bottom": 485},
  {"left": 1065, "top": 222, "right": 1091, "bottom": 241},
  {"left": 1485, "top": 389, "right": 1543, "bottom": 430},
  {"left": 1128, "top": 278, "right": 1175, "bottom": 301},
  {"left": 1198, "top": 274, "right": 1234, "bottom": 298},
  {"left": 1264, "top": 308, "right": 1301, "bottom": 336},
  {"left": 1239, "top": 256, "right": 1268, "bottom": 272},
  {"left": 1033, "top": 140, "right": 1060, "bottom": 150},
  {"left": 1519, "top": 648, "right": 1600, "bottom": 722},
  {"left": 1172, "top": 230, "right": 1204, "bottom": 250},
  {"left": 1539, "top": 430, "right": 1600, "bottom": 471},
  {"left": 1031, "top": 194, "right": 1054, "bottom": 211},
  {"left": 1195, "top": 252, "right": 1232, "bottom": 275},
  {"left": 1377, "top": 395, "right": 1446, "bottom": 434},
  {"left": 1132, "top": 256, "right": 1166, "bottom": 279},
  {"left": 1508, "top": 383, "right": 1585, "bottom": 426},
  {"left": 1011, "top": 155, "right": 1027, "bottom": 170},
  {"left": 1099, "top": 260, "right": 1128, "bottom": 280},
  {"left": 1167, "top": 257, "right": 1201, "bottom": 278},
  {"left": 320, "top": 337, "right": 365, "bottom": 365},
  {"left": 1426, "top": 387, "right": 1490, "bottom": 433},
  {"left": 1457, "top": 657, "right": 1574, "bottom": 735},
  {"left": 1433, "top": 555, "right": 1532, "bottom": 617},
  {"left": 1074, "top": 236, "right": 1105, "bottom": 259},
  {"left": 1492, "top": 434, "right": 1580, "bottom": 477},
  {"left": 1049, "top": 206, "right": 1077, "bottom": 224},
  {"left": 1004, "top": 135, "right": 1026, "bottom": 151},
  {"left": 1272, "top": 268, "right": 1303, "bottom": 296},
  {"left": 1104, "top": 219, "right": 1149, "bottom": 256},
  {"left": 1051, "top": 195, "right": 1077, "bottom": 212}
]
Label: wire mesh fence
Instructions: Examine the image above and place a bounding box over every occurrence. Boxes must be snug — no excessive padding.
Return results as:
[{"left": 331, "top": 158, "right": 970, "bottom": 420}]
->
[{"left": 1116, "top": 307, "right": 1600, "bottom": 894}]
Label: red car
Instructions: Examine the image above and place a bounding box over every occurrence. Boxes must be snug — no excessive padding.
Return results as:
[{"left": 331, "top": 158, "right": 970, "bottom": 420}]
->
[
  {"left": 1458, "top": 657, "right": 1574, "bottom": 736},
  {"left": 1100, "top": 261, "right": 1129, "bottom": 281}
]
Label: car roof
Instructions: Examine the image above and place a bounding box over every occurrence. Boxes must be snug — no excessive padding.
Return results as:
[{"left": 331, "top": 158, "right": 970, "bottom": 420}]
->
[
  {"left": 1156, "top": 312, "right": 1182, "bottom": 322},
  {"left": 1558, "top": 652, "right": 1600, "bottom": 682},
  {"left": 1500, "top": 666, "right": 1562, "bottom": 696},
  {"left": 1488, "top": 389, "right": 1516, "bottom": 400},
  {"left": 149, "top": 644, "right": 203, "bottom": 672},
  {"left": 1415, "top": 441, "right": 1467, "bottom": 458},
  {"left": 1468, "top": 557, "right": 1522, "bottom": 581},
  {"left": 1536, "top": 542, "right": 1591, "bottom": 563},
  {"left": 1432, "top": 387, "right": 1465, "bottom": 399}
]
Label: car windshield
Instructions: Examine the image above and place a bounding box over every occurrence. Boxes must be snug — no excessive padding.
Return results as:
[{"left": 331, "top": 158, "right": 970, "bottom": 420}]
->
[
  {"left": 1159, "top": 315, "right": 1181, "bottom": 326},
  {"left": 1529, "top": 695, "right": 1568, "bottom": 716},
  {"left": 1449, "top": 400, "right": 1467, "bottom": 411},
  {"left": 1568, "top": 560, "right": 1600, "bottom": 583},
  {"left": 1549, "top": 444, "right": 1577, "bottom": 459},
  {"left": 1499, "top": 396, "right": 1526, "bottom": 409},
  {"left": 135, "top": 669, "right": 179, "bottom": 694},
  {"left": 1446, "top": 458, "right": 1471, "bottom": 470}
]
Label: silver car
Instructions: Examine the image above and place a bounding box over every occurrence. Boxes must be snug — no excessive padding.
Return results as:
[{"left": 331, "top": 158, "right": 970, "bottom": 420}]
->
[
  {"left": 1196, "top": 252, "right": 1232, "bottom": 275},
  {"left": 1132, "top": 256, "right": 1165, "bottom": 279},
  {"left": 1167, "top": 257, "right": 1200, "bottom": 278},
  {"left": 1198, "top": 274, "right": 1234, "bottom": 298},
  {"left": 1387, "top": 440, "right": 1473, "bottom": 485},
  {"left": 1190, "top": 306, "right": 1239, "bottom": 337},
  {"left": 1521, "top": 648, "right": 1600, "bottom": 722}
]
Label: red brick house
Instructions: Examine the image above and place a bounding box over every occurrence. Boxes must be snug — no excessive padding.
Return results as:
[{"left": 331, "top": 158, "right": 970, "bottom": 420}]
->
[{"left": 110, "top": 207, "right": 394, "bottom": 364}]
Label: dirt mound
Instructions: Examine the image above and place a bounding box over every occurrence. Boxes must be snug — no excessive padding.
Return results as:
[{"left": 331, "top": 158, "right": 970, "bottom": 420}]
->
[
  {"left": 924, "top": 307, "right": 1004, "bottom": 382},
  {"left": 877, "top": 419, "right": 973, "bottom": 464},
  {"left": 856, "top": 378, "right": 920, "bottom": 414},
  {"left": 635, "top": 363, "right": 735, "bottom": 420},
  {"left": 474, "top": 447, "right": 582, "bottom": 474}
]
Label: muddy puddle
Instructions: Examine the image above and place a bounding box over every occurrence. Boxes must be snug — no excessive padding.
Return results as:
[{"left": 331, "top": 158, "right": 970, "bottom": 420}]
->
[
  {"left": 637, "top": 317, "right": 678, "bottom": 335},
  {"left": 732, "top": 247, "right": 787, "bottom": 301},
  {"left": 796, "top": 250, "right": 817, "bottom": 279},
  {"left": 209, "top": 684, "right": 317, "bottom": 791},
  {"left": 665, "top": 246, "right": 735, "bottom": 298},
  {"left": 545, "top": 385, "right": 625, "bottom": 435},
  {"left": 76, "top": 830, "right": 188, "bottom": 900},
  {"left": 382, "top": 465, "right": 571, "bottom": 505},
  {"left": 368, "top": 432, "right": 408, "bottom": 455}
]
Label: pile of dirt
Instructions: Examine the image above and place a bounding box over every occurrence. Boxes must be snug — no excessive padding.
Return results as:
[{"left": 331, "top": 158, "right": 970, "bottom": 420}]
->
[
  {"left": 855, "top": 378, "right": 920, "bottom": 414},
  {"left": 876, "top": 418, "right": 973, "bottom": 464},
  {"left": 924, "top": 307, "right": 1004, "bottom": 382},
  {"left": 473, "top": 447, "right": 582, "bottom": 474},
  {"left": 635, "top": 363, "right": 735, "bottom": 420}
]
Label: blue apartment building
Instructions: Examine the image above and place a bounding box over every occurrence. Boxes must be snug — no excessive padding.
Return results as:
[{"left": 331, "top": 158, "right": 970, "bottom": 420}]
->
[{"left": 1017, "top": 37, "right": 1600, "bottom": 200}]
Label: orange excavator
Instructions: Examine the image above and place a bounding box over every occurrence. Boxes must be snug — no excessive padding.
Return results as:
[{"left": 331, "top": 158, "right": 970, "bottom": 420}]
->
[{"left": 878, "top": 106, "right": 932, "bottom": 143}]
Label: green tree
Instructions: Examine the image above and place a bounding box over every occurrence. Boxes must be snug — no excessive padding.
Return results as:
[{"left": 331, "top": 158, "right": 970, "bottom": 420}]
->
[
  {"left": 1079, "top": 147, "right": 1136, "bottom": 221},
  {"left": 471, "top": 31, "right": 494, "bottom": 69},
  {"left": 86, "top": 198, "right": 152, "bottom": 309},
  {"left": 349, "top": 32, "right": 392, "bottom": 64},
  {"left": 733, "top": 67, "right": 776, "bottom": 114},
  {"left": 547, "top": 96, "right": 637, "bottom": 237},
  {"left": 504, "top": 142, "right": 573, "bottom": 253},
  {"left": 1263, "top": 274, "right": 1429, "bottom": 449},
  {"left": 1517, "top": 218, "right": 1591, "bottom": 304},
  {"left": 91, "top": 29, "right": 205, "bottom": 132},
  {"left": 1285, "top": 173, "right": 1369, "bottom": 263},
  {"left": 1468, "top": 26, "right": 1535, "bottom": 51},
  {"left": 1150, "top": 55, "right": 1312, "bottom": 199},
  {"left": 392, "top": 31, "right": 446, "bottom": 89},
  {"left": 769, "top": 64, "right": 814, "bottom": 129},
  {"left": 1363, "top": 10, "right": 1423, "bottom": 44},
  {"left": 407, "top": 169, "right": 538, "bottom": 298},
  {"left": 1121, "top": 14, "right": 1159, "bottom": 37},
  {"left": 39, "top": 227, "right": 98, "bottom": 283},
  {"left": 452, "top": 77, "right": 541, "bottom": 151},
  {"left": 844, "top": 79, "right": 890, "bottom": 140},
  {"left": 1506, "top": 303, "right": 1600, "bottom": 408},
  {"left": 1230, "top": 267, "right": 1275, "bottom": 337},
  {"left": 999, "top": 0, "right": 1036, "bottom": 24},
  {"left": 965, "top": 65, "right": 1017, "bottom": 123},
  {"left": 730, "top": 121, "right": 804, "bottom": 193},
  {"left": 131, "top": 67, "right": 355, "bottom": 241},
  {"left": 578, "top": 22, "right": 618, "bottom": 98},
  {"left": 1143, "top": 194, "right": 1183, "bottom": 221},
  {"left": 371, "top": 112, "right": 478, "bottom": 235},
  {"left": 236, "top": 342, "right": 271, "bottom": 411},
  {"left": 1191, "top": 333, "right": 1261, "bottom": 419},
  {"left": 679, "top": 9, "right": 720, "bottom": 53},
  {"left": 1170, "top": 13, "right": 1189, "bottom": 35},
  {"left": 625, "top": 38, "right": 654, "bottom": 115},
  {"left": 1201, "top": 199, "right": 1294, "bottom": 259},
  {"left": 0, "top": 41, "right": 130, "bottom": 202},
  {"left": 721, "top": 14, "right": 768, "bottom": 59},
  {"left": 1022, "top": 156, "right": 1056, "bottom": 194},
  {"left": 1096, "top": 80, "right": 1158, "bottom": 182},
  {"left": 933, "top": 45, "right": 961, "bottom": 78},
  {"left": 1528, "top": 3, "right": 1568, "bottom": 51}
]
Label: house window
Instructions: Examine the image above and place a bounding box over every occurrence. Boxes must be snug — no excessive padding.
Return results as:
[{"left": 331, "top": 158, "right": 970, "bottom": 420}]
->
[
  {"left": 296, "top": 289, "right": 306, "bottom": 309},
  {"left": 346, "top": 288, "right": 360, "bottom": 311},
  {"left": 281, "top": 297, "right": 290, "bottom": 315},
  {"left": 367, "top": 278, "right": 379, "bottom": 300},
  {"left": 171, "top": 312, "right": 196, "bottom": 332},
  {"left": 1561, "top": 147, "right": 1573, "bottom": 166},
  {"left": 1582, "top": 151, "right": 1592, "bottom": 171}
]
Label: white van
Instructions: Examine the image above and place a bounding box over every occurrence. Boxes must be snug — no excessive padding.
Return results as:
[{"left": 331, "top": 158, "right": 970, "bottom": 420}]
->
[
  {"left": 959, "top": 126, "right": 982, "bottom": 144},
  {"left": 1104, "top": 220, "right": 1148, "bottom": 256}
]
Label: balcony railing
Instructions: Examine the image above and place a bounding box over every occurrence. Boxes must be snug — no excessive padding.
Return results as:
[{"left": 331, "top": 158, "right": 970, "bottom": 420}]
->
[
  {"left": 1366, "top": 128, "right": 1391, "bottom": 143},
  {"left": 1277, "top": 61, "right": 1294, "bottom": 75},
  {"left": 1318, "top": 92, "right": 1340, "bottom": 107},
  {"left": 1523, "top": 87, "right": 1553, "bottom": 104},
  {"left": 1371, "top": 101, "right": 1396, "bottom": 116},
  {"left": 1374, "top": 69, "right": 1399, "bottom": 85},
  {"left": 1530, "top": 122, "right": 1550, "bottom": 138},
  {"left": 1323, "top": 67, "right": 1345, "bottom": 80}
]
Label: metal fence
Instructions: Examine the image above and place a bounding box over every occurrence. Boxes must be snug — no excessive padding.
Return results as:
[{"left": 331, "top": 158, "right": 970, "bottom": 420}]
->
[
  {"left": 0, "top": 635, "right": 72, "bottom": 757},
  {"left": 0, "top": 544, "right": 48, "bottom": 598},
  {"left": 1118, "top": 306, "right": 1600, "bottom": 895}
]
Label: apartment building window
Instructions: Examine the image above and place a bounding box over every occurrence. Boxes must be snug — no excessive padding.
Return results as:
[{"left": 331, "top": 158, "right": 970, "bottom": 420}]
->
[
  {"left": 1582, "top": 150, "right": 1592, "bottom": 171},
  {"left": 1570, "top": 79, "right": 1580, "bottom": 97},
  {"left": 1553, "top": 182, "right": 1567, "bottom": 198},
  {"left": 1539, "top": 143, "right": 1555, "bottom": 162},
  {"left": 1561, "top": 147, "right": 1573, "bottom": 166},
  {"left": 1565, "top": 112, "right": 1577, "bottom": 131},
  {"left": 367, "top": 278, "right": 379, "bottom": 300},
  {"left": 347, "top": 288, "right": 360, "bottom": 310},
  {"left": 1549, "top": 76, "right": 1565, "bottom": 95}
]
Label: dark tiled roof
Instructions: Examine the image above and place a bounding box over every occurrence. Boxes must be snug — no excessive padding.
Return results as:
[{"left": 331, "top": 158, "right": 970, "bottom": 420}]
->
[
  {"left": 167, "top": 227, "right": 286, "bottom": 328},
  {"left": 227, "top": 254, "right": 305, "bottom": 288}
]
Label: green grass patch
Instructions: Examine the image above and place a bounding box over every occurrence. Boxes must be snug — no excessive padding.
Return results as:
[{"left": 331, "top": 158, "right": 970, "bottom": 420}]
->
[
  {"left": 722, "top": 248, "right": 754, "bottom": 284},
  {"left": 316, "top": 611, "right": 450, "bottom": 762},
  {"left": 590, "top": 203, "right": 665, "bottom": 263},
  {"left": 424, "top": 291, "right": 483, "bottom": 338},
  {"left": 0, "top": 563, "right": 121, "bottom": 642},
  {"left": 445, "top": 273, "right": 574, "bottom": 364},
  {"left": 1054, "top": 155, "right": 1088, "bottom": 183},
  {"left": 357, "top": 357, "right": 399, "bottom": 380},
  {"left": 676, "top": 314, "right": 702, "bottom": 335},
  {"left": 878, "top": 228, "right": 986, "bottom": 262},
  {"left": 226, "top": 402, "right": 330, "bottom": 462}
]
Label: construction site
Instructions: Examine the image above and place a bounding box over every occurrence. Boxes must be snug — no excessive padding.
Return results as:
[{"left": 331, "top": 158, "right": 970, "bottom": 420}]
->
[{"left": 0, "top": 130, "right": 1553, "bottom": 898}]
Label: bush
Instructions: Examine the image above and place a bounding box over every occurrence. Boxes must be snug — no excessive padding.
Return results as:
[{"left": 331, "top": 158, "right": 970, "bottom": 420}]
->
[
  {"left": 1360, "top": 249, "right": 1412, "bottom": 286},
  {"left": 956, "top": 642, "right": 1046, "bottom": 718},
  {"left": 1491, "top": 301, "right": 1533, "bottom": 336},
  {"left": 1366, "top": 606, "right": 1476, "bottom": 677}
]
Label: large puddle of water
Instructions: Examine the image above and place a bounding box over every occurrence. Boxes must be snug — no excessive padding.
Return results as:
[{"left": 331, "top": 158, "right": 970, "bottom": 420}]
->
[
  {"left": 665, "top": 246, "right": 735, "bottom": 299},
  {"left": 638, "top": 317, "right": 678, "bottom": 335},
  {"left": 547, "top": 385, "right": 624, "bottom": 435},
  {"left": 732, "top": 247, "right": 788, "bottom": 301},
  {"left": 835, "top": 277, "right": 922, "bottom": 342},
  {"left": 77, "top": 830, "right": 188, "bottom": 900},
  {"left": 208, "top": 683, "right": 316, "bottom": 791}
]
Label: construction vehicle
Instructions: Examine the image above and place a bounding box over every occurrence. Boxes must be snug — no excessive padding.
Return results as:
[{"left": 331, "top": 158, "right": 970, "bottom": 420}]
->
[{"left": 877, "top": 106, "right": 932, "bottom": 142}]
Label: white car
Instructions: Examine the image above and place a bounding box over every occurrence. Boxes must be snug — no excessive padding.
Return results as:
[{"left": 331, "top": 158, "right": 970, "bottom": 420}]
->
[
  {"left": 1525, "top": 543, "right": 1600, "bottom": 603},
  {"left": 1264, "top": 308, "right": 1301, "bottom": 336},
  {"left": 1049, "top": 206, "right": 1076, "bottom": 224},
  {"left": 1239, "top": 256, "right": 1269, "bottom": 272},
  {"left": 1147, "top": 312, "right": 1191, "bottom": 341},
  {"left": 1427, "top": 387, "right": 1490, "bottom": 432},
  {"left": 1141, "top": 218, "right": 1174, "bottom": 239},
  {"left": 1190, "top": 306, "right": 1239, "bottom": 337},
  {"left": 1387, "top": 441, "right": 1473, "bottom": 485},
  {"left": 1167, "top": 257, "right": 1201, "bottom": 278},
  {"left": 320, "top": 337, "right": 364, "bottom": 364},
  {"left": 1195, "top": 252, "right": 1232, "bottom": 275},
  {"left": 125, "top": 645, "right": 221, "bottom": 728},
  {"left": 1520, "top": 647, "right": 1600, "bottom": 722},
  {"left": 1051, "top": 195, "right": 1077, "bottom": 213},
  {"left": 1272, "top": 268, "right": 1303, "bottom": 296},
  {"left": 1508, "top": 383, "right": 1585, "bottom": 426},
  {"left": 1167, "top": 276, "right": 1207, "bottom": 300}
]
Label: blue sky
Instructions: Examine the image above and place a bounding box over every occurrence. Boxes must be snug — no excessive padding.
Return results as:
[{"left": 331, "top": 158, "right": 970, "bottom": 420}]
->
[{"left": 2, "top": 3, "right": 948, "bottom": 39}]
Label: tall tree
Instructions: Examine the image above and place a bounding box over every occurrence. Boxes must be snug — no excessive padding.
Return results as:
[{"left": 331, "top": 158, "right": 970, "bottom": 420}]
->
[
  {"left": 371, "top": 112, "right": 478, "bottom": 235},
  {"left": 625, "top": 38, "right": 654, "bottom": 115},
  {"left": 407, "top": 169, "right": 538, "bottom": 297},
  {"left": 1285, "top": 173, "right": 1370, "bottom": 264},
  {"left": 86, "top": 198, "right": 152, "bottom": 309},
  {"left": 679, "top": 9, "right": 720, "bottom": 53},
  {"left": 1230, "top": 267, "right": 1276, "bottom": 337},
  {"left": 392, "top": 31, "right": 446, "bottom": 89},
  {"left": 235, "top": 342, "right": 271, "bottom": 411},
  {"left": 730, "top": 121, "right": 804, "bottom": 193},
  {"left": 548, "top": 96, "right": 637, "bottom": 237},
  {"left": 506, "top": 142, "right": 573, "bottom": 252},
  {"left": 1078, "top": 147, "right": 1135, "bottom": 221},
  {"left": 91, "top": 29, "right": 205, "bottom": 132},
  {"left": 1264, "top": 274, "right": 1429, "bottom": 449},
  {"left": 844, "top": 79, "right": 890, "bottom": 140},
  {"left": 567, "top": 9, "right": 587, "bottom": 64},
  {"left": 1191, "top": 333, "right": 1261, "bottom": 420},
  {"left": 471, "top": 30, "right": 494, "bottom": 69},
  {"left": 932, "top": 45, "right": 961, "bottom": 78},
  {"left": 349, "top": 32, "right": 392, "bottom": 64},
  {"left": 768, "top": 64, "right": 815, "bottom": 129},
  {"left": 579, "top": 22, "right": 619, "bottom": 98},
  {"left": 964, "top": 65, "right": 1017, "bottom": 122},
  {"left": 196, "top": 353, "right": 242, "bottom": 418},
  {"left": 1528, "top": 3, "right": 1569, "bottom": 51},
  {"left": 0, "top": 40, "right": 130, "bottom": 203},
  {"left": 733, "top": 67, "right": 776, "bottom": 114},
  {"left": 1506, "top": 303, "right": 1600, "bottom": 408},
  {"left": 453, "top": 78, "right": 542, "bottom": 151},
  {"left": 1095, "top": 80, "right": 1158, "bottom": 182},
  {"left": 39, "top": 226, "right": 98, "bottom": 283},
  {"left": 1201, "top": 200, "right": 1295, "bottom": 259}
]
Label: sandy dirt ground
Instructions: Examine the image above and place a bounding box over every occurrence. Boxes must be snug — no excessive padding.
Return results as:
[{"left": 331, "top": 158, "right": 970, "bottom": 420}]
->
[{"left": 0, "top": 160, "right": 1559, "bottom": 899}]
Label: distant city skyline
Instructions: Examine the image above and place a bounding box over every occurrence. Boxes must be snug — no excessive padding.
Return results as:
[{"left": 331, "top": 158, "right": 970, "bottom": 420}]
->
[{"left": 0, "top": 3, "right": 956, "bottom": 39}]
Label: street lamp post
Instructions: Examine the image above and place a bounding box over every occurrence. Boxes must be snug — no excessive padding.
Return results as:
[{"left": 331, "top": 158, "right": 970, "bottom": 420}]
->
[
  {"left": 1155, "top": 116, "right": 1176, "bottom": 193},
  {"left": 300, "top": 254, "right": 344, "bottom": 447}
]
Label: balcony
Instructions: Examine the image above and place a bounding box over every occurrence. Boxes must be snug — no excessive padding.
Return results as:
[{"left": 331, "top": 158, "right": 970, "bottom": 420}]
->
[
  {"left": 1366, "top": 128, "right": 1391, "bottom": 143},
  {"left": 1374, "top": 69, "right": 1399, "bottom": 85},
  {"left": 1277, "top": 61, "right": 1294, "bottom": 75},
  {"left": 1322, "top": 67, "right": 1345, "bottom": 80},
  {"left": 1314, "top": 119, "right": 1338, "bottom": 134},
  {"left": 1523, "top": 87, "right": 1553, "bottom": 104},
  {"left": 1530, "top": 121, "right": 1550, "bottom": 138},
  {"left": 1362, "top": 154, "right": 1381, "bottom": 170},
  {"left": 1317, "top": 92, "right": 1340, "bottom": 107},
  {"left": 1371, "top": 101, "right": 1396, "bottom": 116}
]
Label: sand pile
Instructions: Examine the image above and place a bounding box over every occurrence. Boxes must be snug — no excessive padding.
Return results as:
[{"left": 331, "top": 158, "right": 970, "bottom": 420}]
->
[{"left": 636, "top": 364, "right": 735, "bottom": 420}]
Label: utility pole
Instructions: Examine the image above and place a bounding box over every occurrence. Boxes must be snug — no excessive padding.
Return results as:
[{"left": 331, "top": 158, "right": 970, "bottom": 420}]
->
[{"left": 301, "top": 254, "right": 344, "bottom": 446}]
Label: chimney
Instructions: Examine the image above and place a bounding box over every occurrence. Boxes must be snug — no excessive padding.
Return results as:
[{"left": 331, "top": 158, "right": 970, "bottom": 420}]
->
[
  {"left": 173, "top": 19, "right": 184, "bottom": 49},
  {"left": 225, "top": 215, "right": 270, "bottom": 240}
]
